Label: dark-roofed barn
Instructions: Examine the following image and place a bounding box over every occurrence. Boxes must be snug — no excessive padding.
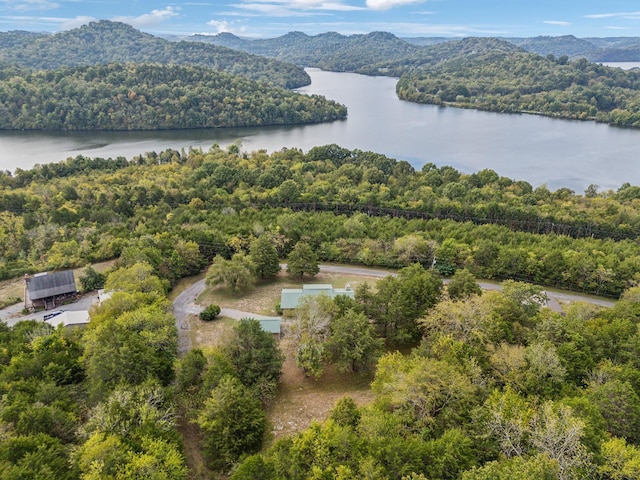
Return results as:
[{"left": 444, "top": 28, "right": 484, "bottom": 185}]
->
[{"left": 24, "top": 270, "right": 77, "bottom": 310}]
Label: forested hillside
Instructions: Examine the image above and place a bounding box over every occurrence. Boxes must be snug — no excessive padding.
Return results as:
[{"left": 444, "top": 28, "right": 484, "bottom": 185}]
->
[
  {"left": 189, "top": 30, "right": 422, "bottom": 71},
  {"left": 3, "top": 144, "right": 640, "bottom": 477},
  {"left": 0, "top": 21, "right": 310, "bottom": 89},
  {"left": 509, "top": 35, "right": 640, "bottom": 62},
  {"left": 1, "top": 144, "right": 640, "bottom": 296},
  {"left": 396, "top": 50, "right": 640, "bottom": 127},
  {"left": 0, "top": 63, "right": 346, "bottom": 131},
  {"left": 356, "top": 37, "right": 522, "bottom": 76},
  {"left": 186, "top": 31, "right": 640, "bottom": 68}
]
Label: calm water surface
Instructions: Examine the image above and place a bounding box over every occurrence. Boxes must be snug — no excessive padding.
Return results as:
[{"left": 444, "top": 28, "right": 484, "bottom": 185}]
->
[{"left": 1, "top": 65, "right": 639, "bottom": 192}]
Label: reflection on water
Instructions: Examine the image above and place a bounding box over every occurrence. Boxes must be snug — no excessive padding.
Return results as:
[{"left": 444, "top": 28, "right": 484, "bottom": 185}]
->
[{"left": 1, "top": 68, "right": 639, "bottom": 192}]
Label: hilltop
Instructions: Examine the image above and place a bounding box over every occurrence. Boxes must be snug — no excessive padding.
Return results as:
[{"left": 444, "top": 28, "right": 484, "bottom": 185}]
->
[{"left": 0, "top": 21, "right": 310, "bottom": 89}]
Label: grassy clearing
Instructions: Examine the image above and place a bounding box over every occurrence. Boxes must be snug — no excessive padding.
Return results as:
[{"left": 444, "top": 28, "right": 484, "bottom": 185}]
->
[
  {"left": 198, "top": 269, "right": 379, "bottom": 316},
  {"left": 188, "top": 315, "right": 238, "bottom": 349},
  {"left": 192, "top": 268, "right": 384, "bottom": 447},
  {"left": 266, "top": 338, "right": 376, "bottom": 447}
]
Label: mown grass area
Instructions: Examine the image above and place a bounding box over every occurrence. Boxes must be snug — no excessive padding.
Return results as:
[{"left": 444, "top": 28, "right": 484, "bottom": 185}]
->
[
  {"left": 191, "top": 268, "right": 385, "bottom": 448},
  {"left": 197, "top": 269, "right": 378, "bottom": 316}
]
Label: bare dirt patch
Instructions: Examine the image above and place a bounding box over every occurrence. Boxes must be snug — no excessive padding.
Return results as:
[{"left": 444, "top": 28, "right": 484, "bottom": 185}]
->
[{"left": 266, "top": 338, "right": 375, "bottom": 447}]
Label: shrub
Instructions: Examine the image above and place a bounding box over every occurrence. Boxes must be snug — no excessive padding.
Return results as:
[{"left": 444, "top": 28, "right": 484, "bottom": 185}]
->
[
  {"left": 79, "top": 265, "right": 106, "bottom": 292},
  {"left": 0, "top": 296, "right": 22, "bottom": 310},
  {"left": 200, "top": 304, "right": 221, "bottom": 321}
]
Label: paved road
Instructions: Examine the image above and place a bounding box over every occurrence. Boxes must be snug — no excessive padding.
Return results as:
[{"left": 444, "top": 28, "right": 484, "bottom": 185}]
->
[
  {"left": 172, "top": 279, "right": 206, "bottom": 355},
  {"left": 314, "top": 264, "right": 615, "bottom": 309},
  {"left": 1, "top": 264, "right": 615, "bottom": 352},
  {"left": 170, "top": 264, "right": 616, "bottom": 355}
]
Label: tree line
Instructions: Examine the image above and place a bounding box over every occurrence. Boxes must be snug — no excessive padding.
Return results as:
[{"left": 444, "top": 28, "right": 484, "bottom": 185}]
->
[{"left": 1, "top": 145, "right": 640, "bottom": 296}]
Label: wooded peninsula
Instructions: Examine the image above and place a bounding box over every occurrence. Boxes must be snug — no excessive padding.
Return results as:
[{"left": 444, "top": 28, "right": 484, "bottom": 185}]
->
[{"left": 1, "top": 21, "right": 640, "bottom": 130}]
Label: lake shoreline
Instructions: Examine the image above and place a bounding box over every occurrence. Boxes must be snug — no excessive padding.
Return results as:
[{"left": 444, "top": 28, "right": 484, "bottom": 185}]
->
[{"left": 1, "top": 65, "right": 639, "bottom": 192}]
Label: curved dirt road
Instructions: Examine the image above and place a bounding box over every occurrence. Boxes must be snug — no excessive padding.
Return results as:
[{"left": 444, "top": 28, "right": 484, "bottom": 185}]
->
[{"left": 172, "top": 264, "right": 615, "bottom": 356}]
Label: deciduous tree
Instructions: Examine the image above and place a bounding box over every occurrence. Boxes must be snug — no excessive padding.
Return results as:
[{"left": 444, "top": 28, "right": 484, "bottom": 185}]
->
[
  {"left": 286, "top": 241, "right": 319, "bottom": 278},
  {"left": 206, "top": 252, "right": 256, "bottom": 292},
  {"left": 327, "top": 309, "right": 383, "bottom": 373},
  {"left": 196, "top": 375, "right": 266, "bottom": 471},
  {"left": 222, "top": 318, "right": 284, "bottom": 402},
  {"left": 250, "top": 234, "right": 281, "bottom": 279}
]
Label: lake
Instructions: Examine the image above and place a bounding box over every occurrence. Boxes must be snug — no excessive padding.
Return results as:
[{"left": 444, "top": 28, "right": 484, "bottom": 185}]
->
[{"left": 1, "top": 64, "right": 639, "bottom": 192}]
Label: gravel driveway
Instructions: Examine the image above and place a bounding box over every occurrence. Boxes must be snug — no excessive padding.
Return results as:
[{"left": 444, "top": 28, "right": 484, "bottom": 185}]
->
[{"left": 0, "top": 292, "right": 99, "bottom": 327}]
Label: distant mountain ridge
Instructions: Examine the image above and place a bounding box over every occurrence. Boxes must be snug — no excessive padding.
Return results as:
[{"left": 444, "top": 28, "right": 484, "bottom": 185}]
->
[
  {"left": 0, "top": 21, "right": 311, "bottom": 88},
  {"left": 189, "top": 30, "right": 422, "bottom": 72},
  {"left": 186, "top": 31, "right": 640, "bottom": 65}
]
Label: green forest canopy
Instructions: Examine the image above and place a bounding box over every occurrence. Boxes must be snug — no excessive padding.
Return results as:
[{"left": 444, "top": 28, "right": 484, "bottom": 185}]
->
[
  {"left": 0, "top": 20, "right": 310, "bottom": 89},
  {"left": 0, "top": 63, "right": 347, "bottom": 131},
  {"left": 1, "top": 143, "right": 640, "bottom": 477},
  {"left": 5, "top": 243, "right": 640, "bottom": 478},
  {"left": 1, "top": 144, "right": 640, "bottom": 297},
  {"left": 395, "top": 49, "right": 640, "bottom": 127}
]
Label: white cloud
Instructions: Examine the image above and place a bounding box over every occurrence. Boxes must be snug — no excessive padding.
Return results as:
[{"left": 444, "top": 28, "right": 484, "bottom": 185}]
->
[
  {"left": 61, "top": 15, "right": 96, "bottom": 29},
  {"left": 111, "top": 6, "right": 179, "bottom": 28},
  {"left": 207, "top": 19, "right": 230, "bottom": 32},
  {"left": 0, "top": 14, "right": 96, "bottom": 30},
  {"left": 1, "top": 0, "right": 60, "bottom": 12},
  {"left": 206, "top": 19, "right": 249, "bottom": 35},
  {"left": 543, "top": 20, "right": 571, "bottom": 26},
  {"left": 365, "top": 0, "right": 424, "bottom": 11},
  {"left": 229, "top": 0, "right": 364, "bottom": 17},
  {"left": 585, "top": 11, "right": 640, "bottom": 19}
]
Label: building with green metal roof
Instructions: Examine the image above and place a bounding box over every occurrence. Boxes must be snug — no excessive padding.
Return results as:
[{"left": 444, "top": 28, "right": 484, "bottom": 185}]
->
[
  {"left": 280, "top": 284, "right": 355, "bottom": 311},
  {"left": 256, "top": 317, "right": 282, "bottom": 335}
]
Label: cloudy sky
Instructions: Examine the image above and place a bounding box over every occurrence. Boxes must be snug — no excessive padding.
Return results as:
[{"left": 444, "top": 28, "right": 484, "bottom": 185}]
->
[{"left": 1, "top": 0, "right": 639, "bottom": 38}]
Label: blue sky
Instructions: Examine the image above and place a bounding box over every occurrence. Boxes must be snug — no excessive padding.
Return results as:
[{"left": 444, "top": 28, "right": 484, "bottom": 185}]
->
[{"left": 1, "top": 1, "right": 640, "bottom": 38}]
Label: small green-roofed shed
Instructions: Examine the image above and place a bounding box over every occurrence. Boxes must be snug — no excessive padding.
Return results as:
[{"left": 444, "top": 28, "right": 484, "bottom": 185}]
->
[
  {"left": 257, "top": 318, "right": 282, "bottom": 335},
  {"left": 280, "top": 284, "right": 355, "bottom": 310}
]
